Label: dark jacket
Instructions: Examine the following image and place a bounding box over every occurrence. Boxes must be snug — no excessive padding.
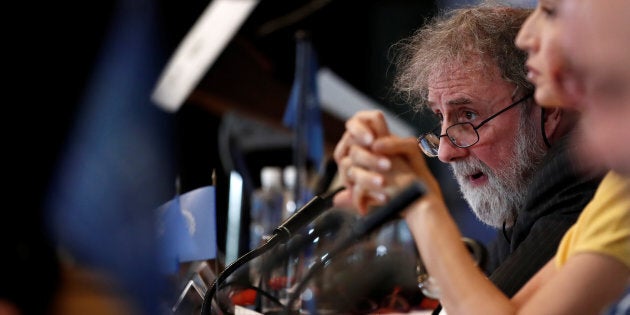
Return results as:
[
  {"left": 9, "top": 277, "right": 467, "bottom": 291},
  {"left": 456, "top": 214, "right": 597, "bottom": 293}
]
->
[{"left": 485, "top": 135, "right": 604, "bottom": 297}]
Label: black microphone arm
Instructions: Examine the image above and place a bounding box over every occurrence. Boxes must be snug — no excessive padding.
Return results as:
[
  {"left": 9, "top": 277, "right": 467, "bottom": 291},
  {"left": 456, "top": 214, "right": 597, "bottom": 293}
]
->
[
  {"left": 272, "top": 186, "right": 345, "bottom": 243},
  {"left": 260, "top": 209, "right": 350, "bottom": 273},
  {"left": 200, "top": 186, "right": 346, "bottom": 315},
  {"left": 284, "top": 180, "right": 427, "bottom": 313}
]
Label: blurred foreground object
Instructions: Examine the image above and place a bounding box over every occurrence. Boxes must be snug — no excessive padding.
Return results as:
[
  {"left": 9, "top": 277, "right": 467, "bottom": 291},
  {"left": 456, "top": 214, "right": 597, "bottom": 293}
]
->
[
  {"left": 152, "top": 0, "right": 260, "bottom": 112},
  {"left": 44, "top": 0, "right": 176, "bottom": 313}
]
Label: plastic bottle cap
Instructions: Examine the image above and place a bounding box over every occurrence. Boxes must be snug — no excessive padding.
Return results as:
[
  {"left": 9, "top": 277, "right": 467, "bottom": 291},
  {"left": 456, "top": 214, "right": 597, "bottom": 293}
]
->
[
  {"left": 283, "top": 165, "right": 297, "bottom": 188},
  {"left": 261, "top": 166, "right": 282, "bottom": 188}
]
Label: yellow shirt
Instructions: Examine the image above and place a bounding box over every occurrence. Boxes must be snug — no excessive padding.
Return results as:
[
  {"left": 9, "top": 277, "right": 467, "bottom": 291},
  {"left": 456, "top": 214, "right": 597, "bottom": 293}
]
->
[{"left": 555, "top": 171, "right": 630, "bottom": 269}]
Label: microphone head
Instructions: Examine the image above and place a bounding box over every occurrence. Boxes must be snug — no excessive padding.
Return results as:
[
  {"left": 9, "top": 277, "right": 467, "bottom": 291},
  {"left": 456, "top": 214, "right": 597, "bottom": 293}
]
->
[
  {"left": 310, "top": 208, "right": 352, "bottom": 235},
  {"left": 307, "top": 208, "right": 358, "bottom": 255},
  {"left": 259, "top": 209, "right": 358, "bottom": 276}
]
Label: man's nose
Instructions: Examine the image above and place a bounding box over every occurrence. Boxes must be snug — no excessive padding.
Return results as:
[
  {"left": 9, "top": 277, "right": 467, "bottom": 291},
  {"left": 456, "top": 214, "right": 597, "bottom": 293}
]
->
[{"left": 437, "top": 135, "right": 468, "bottom": 163}]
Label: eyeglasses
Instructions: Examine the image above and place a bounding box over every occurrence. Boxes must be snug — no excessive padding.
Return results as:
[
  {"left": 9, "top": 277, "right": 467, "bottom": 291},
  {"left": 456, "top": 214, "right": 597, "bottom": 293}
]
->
[{"left": 417, "top": 93, "right": 533, "bottom": 157}]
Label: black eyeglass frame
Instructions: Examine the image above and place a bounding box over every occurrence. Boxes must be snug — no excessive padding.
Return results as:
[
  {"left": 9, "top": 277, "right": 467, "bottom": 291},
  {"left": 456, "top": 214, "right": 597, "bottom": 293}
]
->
[{"left": 418, "top": 92, "right": 534, "bottom": 157}]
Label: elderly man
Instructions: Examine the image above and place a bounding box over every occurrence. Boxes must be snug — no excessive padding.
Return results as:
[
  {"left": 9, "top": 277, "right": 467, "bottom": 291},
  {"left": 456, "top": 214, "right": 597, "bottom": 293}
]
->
[{"left": 333, "top": 4, "right": 603, "bottom": 301}]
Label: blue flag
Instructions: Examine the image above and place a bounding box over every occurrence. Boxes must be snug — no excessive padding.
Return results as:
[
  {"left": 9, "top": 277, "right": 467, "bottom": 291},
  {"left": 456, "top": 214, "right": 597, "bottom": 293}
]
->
[
  {"left": 177, "top": 186, "right": 218, "bottom": 263},
  {"left": 282, "top": 37, "right": 324, "bottom": 169},
  {"left": 157, "top": 185, "right": 218, "bottom": 273},
  {"left": 157, "top": 194, "right": 192, "bottom": 274}
]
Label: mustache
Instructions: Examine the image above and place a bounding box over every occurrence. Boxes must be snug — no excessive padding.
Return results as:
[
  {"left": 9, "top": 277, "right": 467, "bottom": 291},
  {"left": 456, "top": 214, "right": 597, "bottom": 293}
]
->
[{"left": 450, "top": 156, "right": 495, "bottom": 180}]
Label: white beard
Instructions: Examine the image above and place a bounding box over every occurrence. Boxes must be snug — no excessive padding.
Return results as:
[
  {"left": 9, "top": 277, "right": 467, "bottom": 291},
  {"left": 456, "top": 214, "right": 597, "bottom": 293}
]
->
[{"left": 450, "top": 116, "right": 546, "bottom": 228}]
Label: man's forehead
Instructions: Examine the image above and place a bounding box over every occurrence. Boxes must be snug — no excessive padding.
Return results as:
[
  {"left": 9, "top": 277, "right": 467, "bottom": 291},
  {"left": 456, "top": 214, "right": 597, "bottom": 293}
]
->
[
  {"left": 426, "top": 96, "right": 473, "bottom": 108},
  {"left": 428, "top": 65, "right": 501, "bottom": 91}
]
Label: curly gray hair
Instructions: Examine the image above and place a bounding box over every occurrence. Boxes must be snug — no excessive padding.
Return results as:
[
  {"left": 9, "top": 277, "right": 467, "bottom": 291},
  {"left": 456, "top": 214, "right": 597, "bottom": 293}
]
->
[{"left": 391, "top": 3, "right": 534, "bottom": 110}]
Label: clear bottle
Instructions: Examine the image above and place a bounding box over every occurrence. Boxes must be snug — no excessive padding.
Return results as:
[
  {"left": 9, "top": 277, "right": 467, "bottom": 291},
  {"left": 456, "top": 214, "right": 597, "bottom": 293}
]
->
[
  {"left": 282, "top": 165, "right": 313, "bottom": 220},
  {"left": 282, "top": 165, "right": 298, "bottom": 221},
  {"left": 250, "top": 166, "right": 284, "bottom": 250},
  {"left": 249, "top": 167, "right": 286, "bottom": 312},
  {"left": 281, "top": 165, "right": 317, "bottom": 313}
]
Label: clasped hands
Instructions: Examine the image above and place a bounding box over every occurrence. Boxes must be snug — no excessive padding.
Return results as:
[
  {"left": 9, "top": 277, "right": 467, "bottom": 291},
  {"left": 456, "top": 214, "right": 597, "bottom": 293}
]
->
[{"left": 333, "top": 110, "right": 442, "bottom": 215}]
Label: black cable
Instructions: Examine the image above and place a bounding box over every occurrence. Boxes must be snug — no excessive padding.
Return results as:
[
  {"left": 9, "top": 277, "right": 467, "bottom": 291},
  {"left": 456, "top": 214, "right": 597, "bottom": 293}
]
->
[
  {"left": 201, "top": 234, "right": 282, "bottom": 315},
  {"left": 201, "top": 187, "right": 346, "bottom": 314},
  {"left": 254, "top": 273, "right": 265, "bottom": 311}
]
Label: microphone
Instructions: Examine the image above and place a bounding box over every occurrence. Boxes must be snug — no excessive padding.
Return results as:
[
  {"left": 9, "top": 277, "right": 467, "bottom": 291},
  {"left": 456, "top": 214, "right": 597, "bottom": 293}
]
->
[
  {"left": 272, "top": 186, "right": 345, "bottom": 243},
  {"left": 200, "top": 186, "right": 346, "bottom": 315},
  {"left": 261, "top": 209, "right": 353, "bottom": 272},
  {"left": 354, "top": 183, "right": 425, "bottom": 237},
  {"left": 284, "top": 180, "right": 427, "bottom": 313}
]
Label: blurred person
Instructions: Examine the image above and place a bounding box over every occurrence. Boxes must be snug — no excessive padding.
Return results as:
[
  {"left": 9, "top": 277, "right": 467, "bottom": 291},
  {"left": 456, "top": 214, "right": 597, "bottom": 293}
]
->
[
  {"left": 329, "top": 1, "right": 629, "bottom": 314},
  {"left": 525, "top": 0, "right": 630, "bottom": 313},
  {"left": 333, "top": 3, "right": 602, "bottom": 305},
  {"left": 557, "top": 0, "right": 630, "bottom": 176}
]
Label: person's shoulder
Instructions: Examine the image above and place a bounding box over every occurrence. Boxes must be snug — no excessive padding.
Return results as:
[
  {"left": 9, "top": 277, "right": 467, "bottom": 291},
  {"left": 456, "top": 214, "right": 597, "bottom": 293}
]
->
[
  {"left": 582, "top": 171, "right": 630, "bottom": 214},
  {"left": 600, "top": 171, "right": 630, "bottom": 190}
]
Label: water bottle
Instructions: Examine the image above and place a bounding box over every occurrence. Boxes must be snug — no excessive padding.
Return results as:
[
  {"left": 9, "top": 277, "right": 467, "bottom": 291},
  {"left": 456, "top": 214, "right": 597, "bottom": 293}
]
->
[
  {"left": 250, "top": 166, "right": 284, "bottom": 250},
  {"left": 282, "top": 165, "right": 313, "bottom": 220}
]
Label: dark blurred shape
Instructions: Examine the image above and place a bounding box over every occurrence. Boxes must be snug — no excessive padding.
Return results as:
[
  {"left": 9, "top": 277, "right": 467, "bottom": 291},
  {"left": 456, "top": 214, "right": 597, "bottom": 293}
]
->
[
  {"left": 289, "top": 181, "right": 427, "bottom": 313},
  {"left": 282, "top": 32, "right": 324, "bottom": 171},
  {"left": 43, "top": 0, "right": 176, "bottom": 313},
  {"left": 316, "top": 234, "right": 424, "bottom": 314},
  {"left": 313, "top": 158, "right": 338, "bottom": 196},
  {"left": 5, "top": 0, "right": 116, "bottom": 313}
]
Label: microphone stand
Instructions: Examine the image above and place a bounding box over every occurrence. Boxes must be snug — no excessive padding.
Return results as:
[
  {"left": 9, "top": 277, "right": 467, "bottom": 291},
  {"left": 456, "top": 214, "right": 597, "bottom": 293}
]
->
[
  {"left": 200, "top": 233, "right": 282, "bottom": 315},
  {"left": 200, "top": 187, "right": 345, "bottom": 315}
]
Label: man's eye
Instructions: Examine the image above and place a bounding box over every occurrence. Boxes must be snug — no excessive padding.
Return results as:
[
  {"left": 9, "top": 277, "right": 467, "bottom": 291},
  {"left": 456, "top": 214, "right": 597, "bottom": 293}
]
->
[{"left": 463, "top": 111, "right": 477, "bottom": 121}]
